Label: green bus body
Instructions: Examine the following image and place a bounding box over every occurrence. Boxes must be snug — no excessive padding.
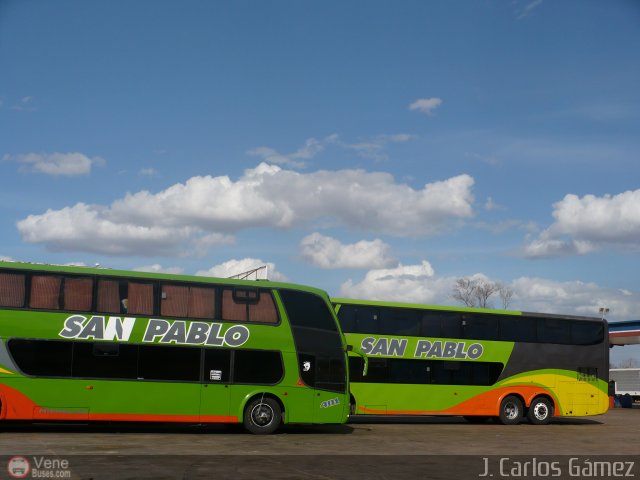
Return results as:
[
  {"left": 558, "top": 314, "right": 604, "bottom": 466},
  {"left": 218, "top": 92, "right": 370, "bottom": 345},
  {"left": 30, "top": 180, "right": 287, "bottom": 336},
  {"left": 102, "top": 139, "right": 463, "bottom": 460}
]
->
[
  {"left": 0, "top": 261, "right": 350, "bottom": 433},
  {"left": 333, "top": 298, "right": 609, "bottom": 425}
]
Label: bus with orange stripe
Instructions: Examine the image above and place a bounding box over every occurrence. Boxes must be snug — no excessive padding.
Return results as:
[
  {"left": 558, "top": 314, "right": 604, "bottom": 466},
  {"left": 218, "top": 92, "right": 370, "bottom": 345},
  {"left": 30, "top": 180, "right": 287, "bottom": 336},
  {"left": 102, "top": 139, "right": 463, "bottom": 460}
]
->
[
  {"left": 333, "top": 298, "right": 609, "bottom": 425},
  {"left": 0, "top": 261, "right": 350, "bottom": 434}
]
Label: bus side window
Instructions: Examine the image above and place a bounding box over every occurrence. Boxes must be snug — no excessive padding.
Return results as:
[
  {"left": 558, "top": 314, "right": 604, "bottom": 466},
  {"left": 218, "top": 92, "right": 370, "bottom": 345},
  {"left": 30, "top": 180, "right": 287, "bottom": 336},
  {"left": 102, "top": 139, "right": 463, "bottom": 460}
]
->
[
  {"left": 462, "top": 314, "right": 498, "bottom": 340},
  {"left": 96, "top": 279, "right": 123, "bottom": 313},
  {"left": 421, "top": 313, "right": 442, "bottom": 337},
  {"left": 499, "top": 316, "right": 537, "bottom": 342},
  {"left": 0, "top": 272, "right": 25, "bottom": 307},
  {"left": 63, "top": 277, "right": 93, "bottom": 311},
  {"left": 127, "top": 281, "right": 154, "bottom": 316},
  {"left": 356, "top": 306, "right": 380, "bottom": 334},
  {"left": 248, "top": 292, "right": 278, "bottom": 323},
  {"left": 538, "top": 318, "right": 571, "bottom": 344},
  {"left": 234, "top": 350, "right": 283, "bottom": 384},
  {"left": 222, "top": 289, "right": 248, "bottom": 322},
  {"left": 379, "top": 307, "right": 420, "bottom": 336},
  {"left": 336, "top": 304, "right": 358, "bottom": 333},
  {"left": 29, "top": 275, "right": 62, "bottom": 310}
]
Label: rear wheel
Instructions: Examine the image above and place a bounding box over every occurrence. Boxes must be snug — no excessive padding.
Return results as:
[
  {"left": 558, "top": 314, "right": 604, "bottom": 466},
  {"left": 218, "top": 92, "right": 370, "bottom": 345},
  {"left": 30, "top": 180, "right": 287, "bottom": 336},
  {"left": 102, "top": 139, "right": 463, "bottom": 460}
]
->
[
  {"left": 527, "top": 396, "right": 554, "bottom": 425},
  {"left": 499, "top": 395, "right": 523, "bottom": 425},
  {"left": 243, "top": 397, "right": 282, "bottom": 435}
]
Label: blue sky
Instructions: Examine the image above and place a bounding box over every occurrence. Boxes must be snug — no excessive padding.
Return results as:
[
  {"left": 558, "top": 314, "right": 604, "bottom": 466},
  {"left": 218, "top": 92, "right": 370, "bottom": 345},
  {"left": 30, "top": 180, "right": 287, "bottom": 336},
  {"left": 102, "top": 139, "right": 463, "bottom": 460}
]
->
[{"left": 1, "top": 1, "right": 639, "bottom": 363}]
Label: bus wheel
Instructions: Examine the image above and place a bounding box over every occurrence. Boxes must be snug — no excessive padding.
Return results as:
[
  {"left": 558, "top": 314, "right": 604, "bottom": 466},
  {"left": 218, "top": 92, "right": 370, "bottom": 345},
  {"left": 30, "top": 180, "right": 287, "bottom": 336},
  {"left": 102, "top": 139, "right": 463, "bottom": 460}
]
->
[
  {"left": 499, "top": 395, "right": 523, "bottom": 425},
  {"left": 244, "top": 397, "right": 282, "bottom": 435},
  {"left": 527, "top": 397, "right": 553, "bottom": 425}
]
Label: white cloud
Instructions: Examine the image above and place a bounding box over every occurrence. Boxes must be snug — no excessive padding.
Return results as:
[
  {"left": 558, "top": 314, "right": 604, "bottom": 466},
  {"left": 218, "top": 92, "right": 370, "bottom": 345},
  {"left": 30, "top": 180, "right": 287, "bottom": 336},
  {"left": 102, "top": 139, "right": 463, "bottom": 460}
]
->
[
  {"left": 0, "top": 256, "right": 15, "bottom": 262},
  {"left": 339, "top": 134, "right": 414, "bottom": 161},
  {"left": 7, "top": 152, "right": 105, "bottom": 176},
  {"left": 196, "top": 258, "right": 287, "bottom": 282},
  {"left": 340, "top": 261, "right": 452, "bottom": 304},
  {"left": 11, "top": 96, "right": 37, "bottom": 111},
  {"left": 133, "top": 264, "right": 185, "bottom": 275},
  {"left": 524, "top": 189, "right": 640, "bottom": 258},
  {"left": 300, "top": 233, "right": 397, "bottom": 269},
  {"left": 409, "top": 97, "right": 443, "bottom": 115},
  {"left": 510, "top": 277, "right": 640, "bottom": 320},
  {"left": 340, "top": 262, "right": 640, "bottom": 322},
  {"left": 17, "top": 163, "right": 475, "bottom": 256}
]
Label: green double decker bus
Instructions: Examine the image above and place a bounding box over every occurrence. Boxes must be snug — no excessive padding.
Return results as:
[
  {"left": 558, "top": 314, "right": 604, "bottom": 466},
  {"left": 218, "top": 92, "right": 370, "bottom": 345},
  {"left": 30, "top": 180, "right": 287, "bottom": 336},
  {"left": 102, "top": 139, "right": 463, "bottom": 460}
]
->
[
  {"left": 333, "top": 298, "right": 609, "bottom": 425},
  {"left": 0, "top": 261, "right": 349, "bottom": 434}
]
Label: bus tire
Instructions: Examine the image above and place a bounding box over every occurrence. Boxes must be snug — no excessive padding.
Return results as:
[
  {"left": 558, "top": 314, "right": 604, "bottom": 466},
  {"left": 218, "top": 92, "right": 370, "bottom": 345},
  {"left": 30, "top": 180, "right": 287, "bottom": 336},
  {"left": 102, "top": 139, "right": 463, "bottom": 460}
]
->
[
  {"left": 499, "top": 395, "right": 523, "bottom": 425},
  {"left": 527, "top": 396, "right": 553, "bottom": 425},
  {"left": 243, "top": 397, "right": 282, "bottom": 435}
]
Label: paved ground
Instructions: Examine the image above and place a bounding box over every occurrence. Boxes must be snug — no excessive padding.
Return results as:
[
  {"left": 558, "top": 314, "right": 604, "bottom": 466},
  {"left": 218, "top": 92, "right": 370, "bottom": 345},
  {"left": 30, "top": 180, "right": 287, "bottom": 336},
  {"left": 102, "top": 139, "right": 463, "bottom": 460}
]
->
[{"left": 1, "top": 409, "right": 638, "bottom": 478}]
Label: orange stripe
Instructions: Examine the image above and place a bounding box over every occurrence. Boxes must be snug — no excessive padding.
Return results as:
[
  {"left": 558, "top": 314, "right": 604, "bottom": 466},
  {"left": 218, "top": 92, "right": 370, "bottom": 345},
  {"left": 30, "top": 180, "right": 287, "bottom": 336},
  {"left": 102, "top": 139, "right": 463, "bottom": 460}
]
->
[
  {"left": 0, "top": 385, "right": 238, "bottom": 423},
  {"left": 357, "top": 385, "right": 556, "bottom": 416}
]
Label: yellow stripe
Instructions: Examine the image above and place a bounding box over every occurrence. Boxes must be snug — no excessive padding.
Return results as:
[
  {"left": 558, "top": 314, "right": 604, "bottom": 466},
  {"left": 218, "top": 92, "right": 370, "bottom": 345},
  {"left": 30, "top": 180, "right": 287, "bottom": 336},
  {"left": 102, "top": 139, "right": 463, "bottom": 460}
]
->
[{"left": 0, "top": 367, "right": 14, "bottom": 374}]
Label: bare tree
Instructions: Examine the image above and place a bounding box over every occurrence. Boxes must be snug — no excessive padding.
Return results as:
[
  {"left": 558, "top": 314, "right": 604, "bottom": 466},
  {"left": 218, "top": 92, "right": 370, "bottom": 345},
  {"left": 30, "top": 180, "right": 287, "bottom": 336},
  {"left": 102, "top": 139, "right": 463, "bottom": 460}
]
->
[
  {"left": 452, "top": 278, "right": 478, "bottom": 307},
  {"left": 452, "top": 277, "right": 514, "bottom": 309},
  {"left": 498, "top": 283, "right": 514, "bottom": 310}
]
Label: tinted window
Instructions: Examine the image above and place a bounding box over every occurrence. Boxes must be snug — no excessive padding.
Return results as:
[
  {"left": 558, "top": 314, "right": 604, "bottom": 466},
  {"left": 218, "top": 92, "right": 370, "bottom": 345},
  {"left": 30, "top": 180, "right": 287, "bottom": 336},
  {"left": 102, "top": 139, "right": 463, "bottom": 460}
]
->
[
  {"left": 336, "top": 304, "right": 357, "bottom": 333},
  {"left": 421, "top": 311, "right": 463, "bottom": 338},
  {"left": 349, "top": 357, "right": 503, "bottom": 386},
  {"left": 138, "top": 345, "right": 200, "bottom": 381},
  {"left": 315, "top": 355, "right": 346, "bottom": 392},
  {"left": 499, "top": 315, "right": 537, "bottom": 342},
  {"left": 234, "top": 350, "right": 283, "bottom": 384},
  {"left": 356, "top": 306, "right": 379, "bottom": 334},
  {"left": 204, "top": 348, "right": 231, "bottom": 383},
  {"left": 0, "top": 272, "right": 25, "bottom": 307},
  {"left": 441, "top": 314, "right": 463, "bottom": 339},
  {"left": 72, "top": 342, "right": 138, "bottom": 379},
  {"left": 379, "top": 307, "right": 420, "bottom": 336},
  {"left": 571, "top": 321, "right": 604, "bottom": 345},
  {"left": 463, "top": 314, "right": 498, "bottom": 340},
  {"left": 538, "top": 318, "right": 571, "bottom": 344},
  {"left": 280, "top": 290, "right": 339, "bottom": 332},
  {"left": 9, "top": 339, "right": 72, "bottom": 377}
]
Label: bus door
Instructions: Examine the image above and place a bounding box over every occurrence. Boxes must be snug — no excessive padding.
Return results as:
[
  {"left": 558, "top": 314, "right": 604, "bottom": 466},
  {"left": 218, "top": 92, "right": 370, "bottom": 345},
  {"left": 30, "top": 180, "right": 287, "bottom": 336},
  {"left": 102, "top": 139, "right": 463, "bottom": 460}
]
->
[
  {"left": 200, "top": 348, "right": 231, "bottom": 422},
  {"left": 299, "top": 352, "right": 349, "bottom": 423}
]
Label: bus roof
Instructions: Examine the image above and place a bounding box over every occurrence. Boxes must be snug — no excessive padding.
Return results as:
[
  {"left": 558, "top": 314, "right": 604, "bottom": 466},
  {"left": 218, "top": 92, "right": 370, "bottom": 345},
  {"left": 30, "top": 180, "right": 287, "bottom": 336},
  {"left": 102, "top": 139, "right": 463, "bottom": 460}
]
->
[
  {"left": 331, "top": 296, "right": 603, "bottom": 322},
  {"left": 0, "top": 260, "right": 329, "bottom": 298}
]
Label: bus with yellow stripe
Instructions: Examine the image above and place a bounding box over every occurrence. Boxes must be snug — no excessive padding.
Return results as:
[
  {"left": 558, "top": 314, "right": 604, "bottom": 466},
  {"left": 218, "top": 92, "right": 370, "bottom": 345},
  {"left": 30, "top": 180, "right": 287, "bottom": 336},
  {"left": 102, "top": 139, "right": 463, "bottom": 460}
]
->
[{"left": 333, "top": 298, "right": 609, "bottom": 425}]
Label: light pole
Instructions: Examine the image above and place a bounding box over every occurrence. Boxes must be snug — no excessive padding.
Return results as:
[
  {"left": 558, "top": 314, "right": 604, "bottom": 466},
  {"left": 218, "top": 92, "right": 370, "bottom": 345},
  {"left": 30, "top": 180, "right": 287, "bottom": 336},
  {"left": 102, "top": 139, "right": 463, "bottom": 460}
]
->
[{"left": 599, "top": 307, "right": 610, "bottom": 320}]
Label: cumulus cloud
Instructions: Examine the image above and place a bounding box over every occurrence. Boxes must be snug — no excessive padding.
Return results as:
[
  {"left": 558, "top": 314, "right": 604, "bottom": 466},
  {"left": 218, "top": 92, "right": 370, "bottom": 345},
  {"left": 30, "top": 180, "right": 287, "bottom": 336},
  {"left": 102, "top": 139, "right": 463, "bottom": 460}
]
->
[
  {"left": 340, "top": 263, "right": 640, "bottom": 321},
  {"left": 6, "top": 152, "right": 105, "bottom": 176},
  {"left": 524, "top": 189, "right": 640, "bottom": 258},
  {"left": 409, "top": 97, "right": 443, "bottom": 115},
  {"left": 510, "top": 277, "right": 640, "bottom": 320},
  {"left": 17, "top": 163, "right": 475, "bottom": 256},
  {"left": 196, "top": 258, "right": 287, "bottom": 282},
  {"left": 340, "top": 261, "right": 453, "bottom": 304},
  {"left": 300, "top": 233, "right": 397, "bottom": 269}
]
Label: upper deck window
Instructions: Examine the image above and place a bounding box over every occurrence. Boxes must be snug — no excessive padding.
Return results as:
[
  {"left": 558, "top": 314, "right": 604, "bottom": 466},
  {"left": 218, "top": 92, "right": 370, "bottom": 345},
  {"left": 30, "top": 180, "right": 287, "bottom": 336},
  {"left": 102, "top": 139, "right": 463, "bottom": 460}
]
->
[{"left": 0, "top": 272, "right": 25, "bottom": 307}]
